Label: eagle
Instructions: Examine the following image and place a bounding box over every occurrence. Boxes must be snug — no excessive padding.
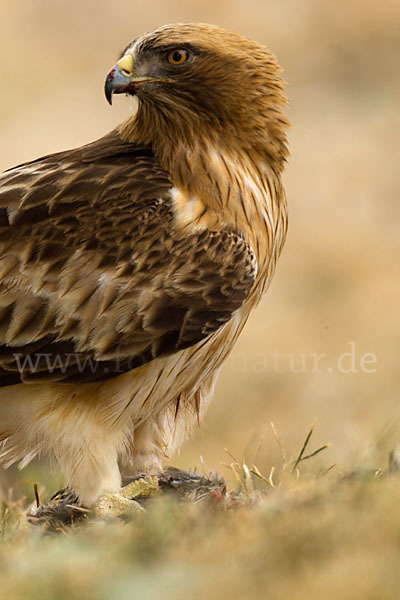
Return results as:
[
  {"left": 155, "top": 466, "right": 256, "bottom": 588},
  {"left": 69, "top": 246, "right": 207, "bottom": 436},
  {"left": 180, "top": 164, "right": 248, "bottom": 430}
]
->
[{"left": 0, "top": 23, "right": 289, "bottom": 509}]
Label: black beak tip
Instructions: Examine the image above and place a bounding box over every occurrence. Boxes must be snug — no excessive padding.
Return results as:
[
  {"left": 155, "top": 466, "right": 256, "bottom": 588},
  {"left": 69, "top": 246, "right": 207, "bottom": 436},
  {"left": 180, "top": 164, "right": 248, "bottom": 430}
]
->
[{"left": 104, "top": 76, "right": 113, "bottom": 105}]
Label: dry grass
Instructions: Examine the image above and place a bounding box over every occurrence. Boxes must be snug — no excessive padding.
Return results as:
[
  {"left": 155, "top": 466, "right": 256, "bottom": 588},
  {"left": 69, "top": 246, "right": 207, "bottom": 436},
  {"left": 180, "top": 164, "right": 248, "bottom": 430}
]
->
[{"left": 1, "top": 425, "right": 400, "bottom": 600}]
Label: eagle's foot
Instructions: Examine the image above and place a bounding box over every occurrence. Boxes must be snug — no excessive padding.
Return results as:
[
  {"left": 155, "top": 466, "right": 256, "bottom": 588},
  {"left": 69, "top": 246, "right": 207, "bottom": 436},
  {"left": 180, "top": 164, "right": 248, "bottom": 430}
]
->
[
  {"left": 27, "top": 488, "right": 89, "bottom": 530},
  {"left": 27, "top": 470, "right": 225, "bottom": 528},
  {"left": 94, "top": 475, "right": 160, "bottom": 519}
]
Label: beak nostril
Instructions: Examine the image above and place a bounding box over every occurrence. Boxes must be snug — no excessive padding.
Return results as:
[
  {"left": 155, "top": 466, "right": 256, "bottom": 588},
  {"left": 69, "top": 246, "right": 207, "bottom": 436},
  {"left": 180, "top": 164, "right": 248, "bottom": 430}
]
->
[{"left": 116, "top": 55, "right": 134, "bottom": 79}]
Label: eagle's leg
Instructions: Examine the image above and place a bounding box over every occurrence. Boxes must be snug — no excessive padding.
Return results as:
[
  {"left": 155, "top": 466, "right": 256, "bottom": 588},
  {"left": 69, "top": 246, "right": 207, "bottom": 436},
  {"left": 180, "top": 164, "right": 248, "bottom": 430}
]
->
[
  {"left": 28, "top": 436, "right": 126, "bottom": 527},
  {"left": 0, "top": 383, "right": 131, "bottom": 504},
  {"left": 55, "top": 440, "right": 122, "bottom": 506}
]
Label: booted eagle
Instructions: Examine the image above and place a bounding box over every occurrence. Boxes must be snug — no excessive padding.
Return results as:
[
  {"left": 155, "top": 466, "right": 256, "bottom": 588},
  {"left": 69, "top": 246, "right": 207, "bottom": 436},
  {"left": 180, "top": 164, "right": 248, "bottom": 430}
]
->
[{"left": 0, "top": 23, "right": 289, "bottom": 506}]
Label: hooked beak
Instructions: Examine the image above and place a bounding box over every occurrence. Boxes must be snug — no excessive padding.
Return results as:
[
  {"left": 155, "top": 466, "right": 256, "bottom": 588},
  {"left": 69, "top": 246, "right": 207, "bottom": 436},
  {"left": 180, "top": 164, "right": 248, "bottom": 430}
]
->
[
  {"left": 104, "top": 54, "right": 172, "bottom": 105},
  {"left": 105, "top": 54, "right": 138, "bottom": 105}
]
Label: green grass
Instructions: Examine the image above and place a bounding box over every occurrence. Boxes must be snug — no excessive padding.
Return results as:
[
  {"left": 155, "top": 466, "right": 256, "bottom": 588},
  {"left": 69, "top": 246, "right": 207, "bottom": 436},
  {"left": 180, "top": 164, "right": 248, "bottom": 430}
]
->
[{"left": 1, "top": 426, "right": 400, "bottom": 600}]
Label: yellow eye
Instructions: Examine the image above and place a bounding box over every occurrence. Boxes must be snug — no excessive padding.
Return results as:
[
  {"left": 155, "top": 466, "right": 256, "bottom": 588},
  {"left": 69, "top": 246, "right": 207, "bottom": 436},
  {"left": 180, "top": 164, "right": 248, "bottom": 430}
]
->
[{"left": 167, "top": 49, "right": 190, "bottom": 65}]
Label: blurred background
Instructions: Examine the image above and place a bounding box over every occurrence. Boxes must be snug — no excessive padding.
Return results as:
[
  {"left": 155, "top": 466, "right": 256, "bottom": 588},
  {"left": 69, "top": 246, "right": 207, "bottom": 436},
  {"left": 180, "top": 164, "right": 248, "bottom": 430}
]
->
[{"left": 0, "top": 0, "right": 399, "bottom": 495}]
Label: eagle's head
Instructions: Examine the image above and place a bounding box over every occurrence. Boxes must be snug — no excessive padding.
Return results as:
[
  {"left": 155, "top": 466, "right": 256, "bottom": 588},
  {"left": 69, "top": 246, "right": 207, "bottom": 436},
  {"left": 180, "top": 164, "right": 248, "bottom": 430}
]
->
[{"left": 105, "top": 23, "right": 289, "bottom": 166}]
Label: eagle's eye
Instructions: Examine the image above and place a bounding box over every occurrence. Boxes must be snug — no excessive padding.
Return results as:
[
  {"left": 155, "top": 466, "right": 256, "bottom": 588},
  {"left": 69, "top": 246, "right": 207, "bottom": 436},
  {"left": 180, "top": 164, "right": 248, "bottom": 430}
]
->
[{"left": 167, "top": 49, "right": 190, "bottom": 65}]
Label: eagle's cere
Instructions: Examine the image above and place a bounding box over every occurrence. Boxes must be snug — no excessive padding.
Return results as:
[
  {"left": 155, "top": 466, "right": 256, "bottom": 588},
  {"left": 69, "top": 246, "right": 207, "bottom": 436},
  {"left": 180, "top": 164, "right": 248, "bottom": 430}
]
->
[{"left": 0, "top": 23, "right": 289, "bottom": 506}]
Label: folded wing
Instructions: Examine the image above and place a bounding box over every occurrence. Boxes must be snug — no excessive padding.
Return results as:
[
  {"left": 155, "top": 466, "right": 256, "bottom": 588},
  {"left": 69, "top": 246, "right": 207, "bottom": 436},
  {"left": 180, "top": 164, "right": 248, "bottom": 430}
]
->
[{"left": 0, "top": 131, "right": 256, "bottom": 384}]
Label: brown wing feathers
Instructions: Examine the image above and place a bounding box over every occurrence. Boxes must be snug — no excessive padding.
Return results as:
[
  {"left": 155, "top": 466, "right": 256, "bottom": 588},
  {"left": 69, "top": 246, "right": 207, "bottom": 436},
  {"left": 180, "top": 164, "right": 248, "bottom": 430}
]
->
[{"left": 0, "top": 131, "right": 256, "bottom": 385}]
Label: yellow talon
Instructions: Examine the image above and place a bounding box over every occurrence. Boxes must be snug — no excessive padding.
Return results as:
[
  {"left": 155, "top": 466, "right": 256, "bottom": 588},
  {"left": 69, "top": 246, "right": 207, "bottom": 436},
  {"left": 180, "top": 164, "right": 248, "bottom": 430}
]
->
[{"left": 94, "top": 475, "right": 159, "bottom": 519}]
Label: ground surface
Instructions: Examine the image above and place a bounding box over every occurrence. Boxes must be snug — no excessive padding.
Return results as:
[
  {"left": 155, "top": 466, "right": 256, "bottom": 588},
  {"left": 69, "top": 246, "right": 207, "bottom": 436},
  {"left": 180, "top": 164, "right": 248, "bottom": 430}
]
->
[{"left": 2, "top": 428, "right": 400, "bottom": 600}]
